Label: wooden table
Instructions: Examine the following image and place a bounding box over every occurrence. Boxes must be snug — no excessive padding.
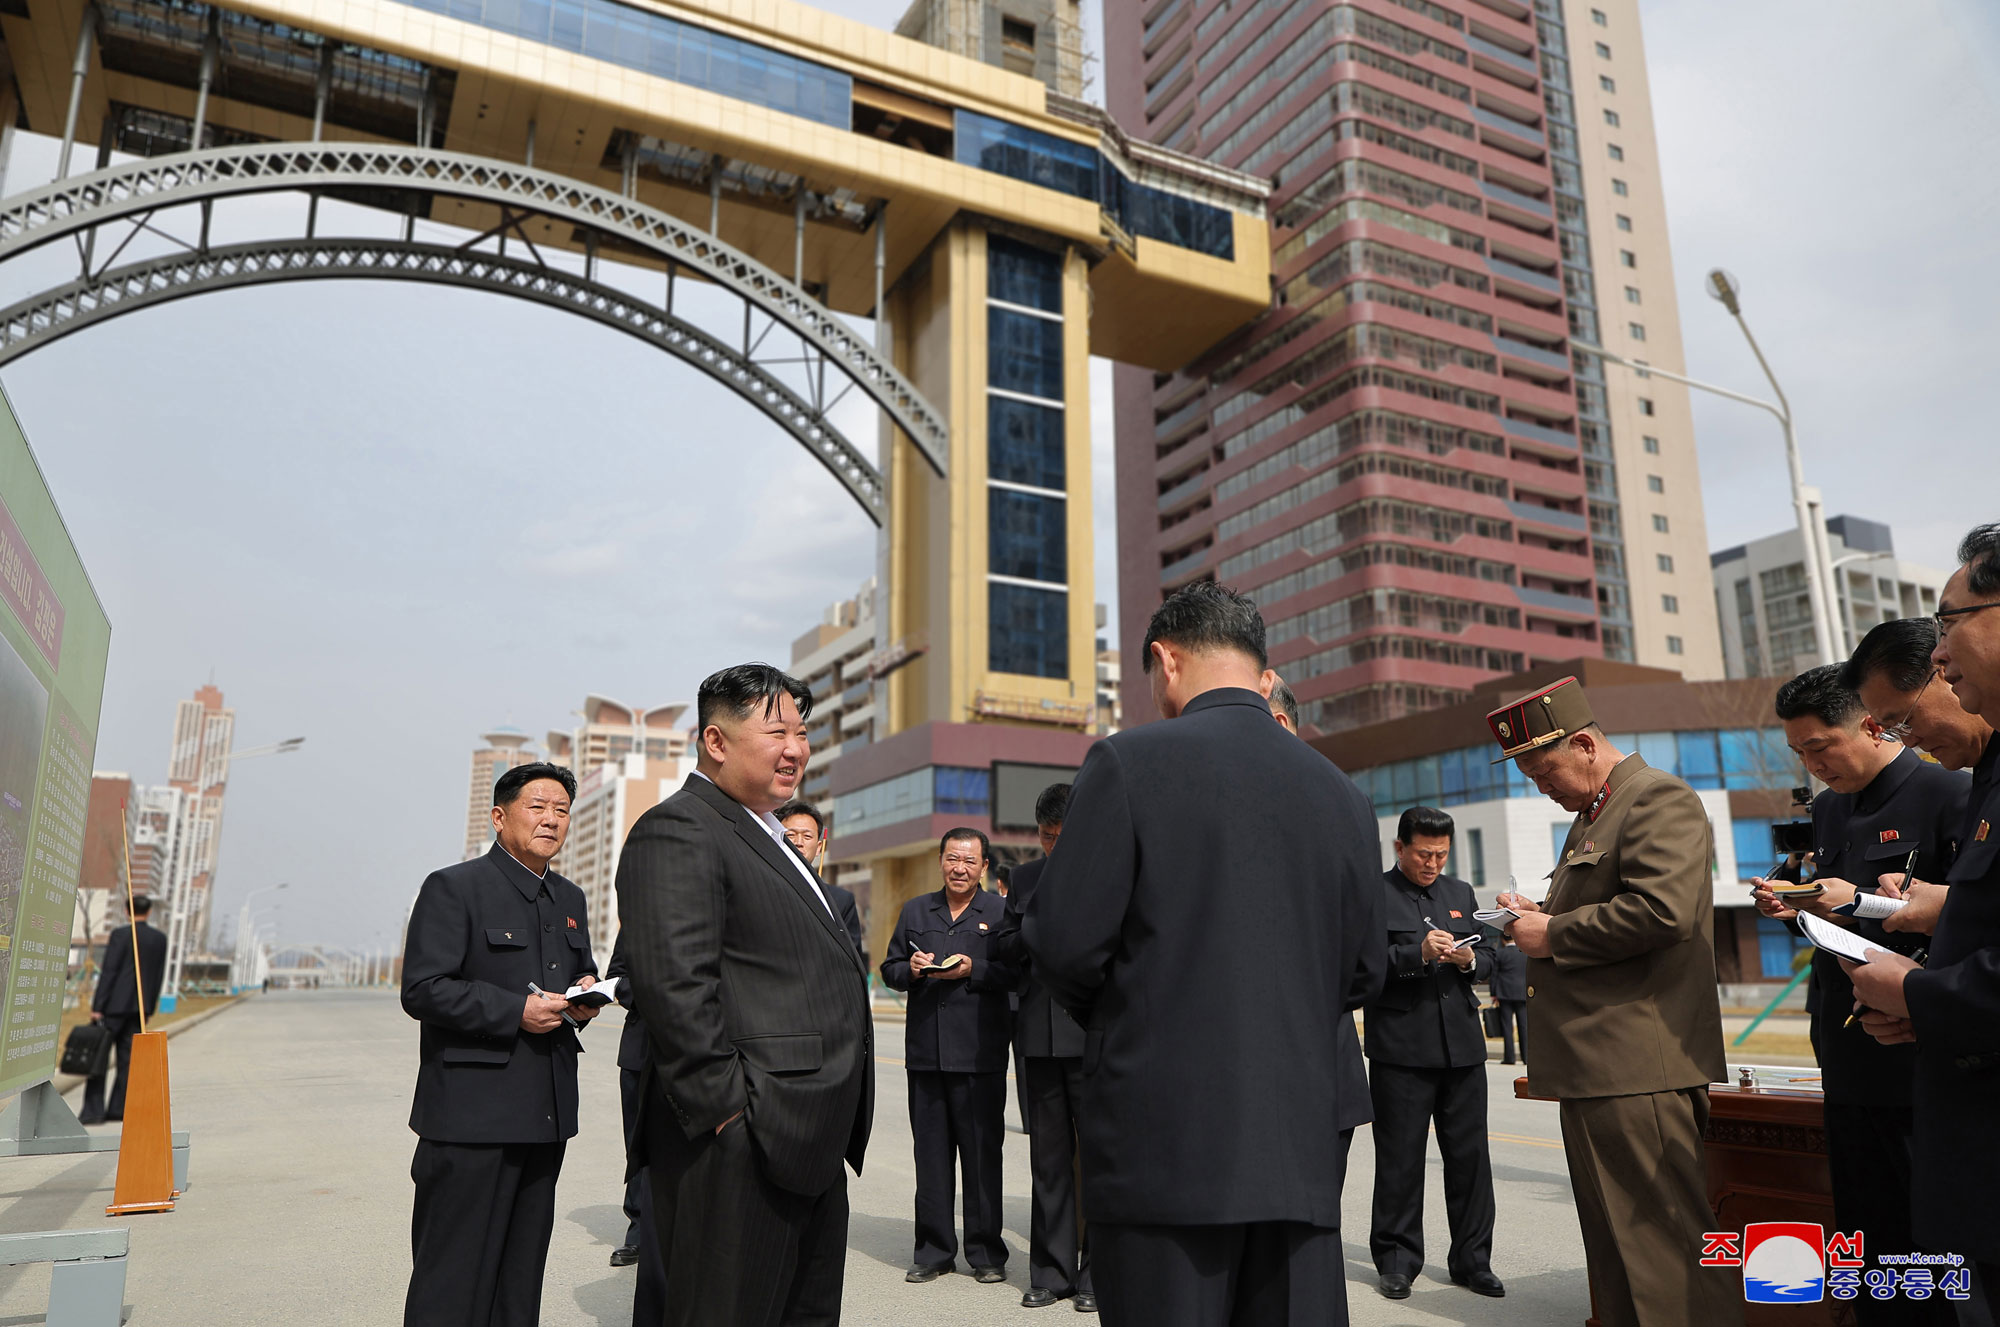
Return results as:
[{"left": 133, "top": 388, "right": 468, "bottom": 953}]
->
[{"left": 1516, "top": 1077, "right": 1845, "bottom": 1327}]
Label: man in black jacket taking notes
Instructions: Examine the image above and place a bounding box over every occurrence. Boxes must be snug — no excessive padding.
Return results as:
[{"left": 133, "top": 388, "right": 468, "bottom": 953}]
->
[
  {"left": 1364, "top": 806, "right": 1502, "bottom": 1302},
  {"left": 1026, "top": 582, "right": 1384, "bottom": 1327},
  {"left": 401, "top": 762, "right": 601, "bottom": 1327},
  {"left": 80, "top": 893, "right": 167, "bottom": 1125},
  {"left": 616, "top": 664, "right": 873, "bottom": 1327}
]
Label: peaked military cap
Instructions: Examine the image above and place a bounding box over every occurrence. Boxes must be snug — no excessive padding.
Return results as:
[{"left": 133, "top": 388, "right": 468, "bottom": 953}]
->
[{"left": 1485, "top": 676, "right": 1595, "bottom": 763}]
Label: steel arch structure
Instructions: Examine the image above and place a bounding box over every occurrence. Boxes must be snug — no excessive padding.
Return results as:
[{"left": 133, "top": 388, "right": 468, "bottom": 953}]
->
[
  {"left": 0, "top": 142, "right": 949, "bottom": 510},
  {"left": 0, "top": 237, "right": 890, "bottom": 517}
]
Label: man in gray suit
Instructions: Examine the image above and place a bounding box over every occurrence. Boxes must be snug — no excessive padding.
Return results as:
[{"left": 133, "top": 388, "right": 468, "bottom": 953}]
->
[{"left": 616, "top": 663, "right": 874, "bottom": 1327}]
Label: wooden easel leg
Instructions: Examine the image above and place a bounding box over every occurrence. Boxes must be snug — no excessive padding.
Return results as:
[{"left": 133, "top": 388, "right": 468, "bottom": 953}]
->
[{"left": 106, "top": 1032, "right": 174, "bottom": 1215}]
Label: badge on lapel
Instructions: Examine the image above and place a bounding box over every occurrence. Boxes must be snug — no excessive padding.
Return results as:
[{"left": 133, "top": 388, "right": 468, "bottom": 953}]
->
[
  {"left": 1880, "top": 829, "right": 1900, "bottom": 843},
  {"left": 1980, "top": 821, "right": 1992, "bottom": 843},
  {"left": 567, "top": 917, "right": 578, "bottom": 929},
  {"left": 977, "top": 922, "right": 989, "bottom": 932},
  {"left": 1449, "top": 910, "right": 1463, "bottom": 919}
]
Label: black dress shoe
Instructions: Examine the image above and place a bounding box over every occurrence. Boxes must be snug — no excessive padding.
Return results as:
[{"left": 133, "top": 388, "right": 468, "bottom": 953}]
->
[
  {"left": 1022, "top": 1287, "right": 1061, "bottom": 1308},
  {"left": 1073, "top": 1292, "right": 1097, "bottom": 1313},
  {"left": 973, "top": 1265, "right": 1007, "bottom": 1284},
  {"left": 906, "top": 1262, "right": 953, "bottom": 1283},
  {"left": 77, "top": 1114, "right": 105, "bottom": 1126},
  {"left": 1453, "top": 1269, "right": 1506, "bottom": 1298},
  {"left": 609, "top": 1245, "right": 640, "bottom": 1267},
  {"left": 1501, "top": 1057, "right": 1516, "bottom": 1064},
  {"left": 1378, "top": 1273, "right": 1412, "bottom": 1300}
]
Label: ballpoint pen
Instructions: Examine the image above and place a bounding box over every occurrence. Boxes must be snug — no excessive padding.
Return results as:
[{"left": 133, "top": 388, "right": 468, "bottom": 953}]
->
[{"left": 529, "top": 981, "right": 580, "bottom": 1030}]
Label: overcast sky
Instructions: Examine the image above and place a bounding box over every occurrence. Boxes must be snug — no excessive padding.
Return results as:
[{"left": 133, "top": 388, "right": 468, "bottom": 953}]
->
[{"left": 2, "top": 0, "right": 1991, "bottom": 952}]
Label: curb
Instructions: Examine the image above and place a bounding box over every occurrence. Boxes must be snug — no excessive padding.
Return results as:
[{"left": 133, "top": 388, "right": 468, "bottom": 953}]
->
[{"left": 52, "top": 995, "right": 249, "bottom": 1099}]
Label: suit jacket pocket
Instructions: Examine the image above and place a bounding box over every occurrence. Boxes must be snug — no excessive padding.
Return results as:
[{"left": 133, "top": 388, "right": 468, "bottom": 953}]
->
[
  {"left": 440, "top": 1045, "right": 512, "bottom": 1065},
  {"left": 484, "top": 928, "right": 529, "bottom": 948},
  {"left": 734, "top": 1032, "right": 824, "bottom": 1075}
]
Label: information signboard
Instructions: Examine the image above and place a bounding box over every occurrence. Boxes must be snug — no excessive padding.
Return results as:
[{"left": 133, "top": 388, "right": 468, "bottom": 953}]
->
[{"left": 0, "top": 385, "right": 110, "bottom": 1096}]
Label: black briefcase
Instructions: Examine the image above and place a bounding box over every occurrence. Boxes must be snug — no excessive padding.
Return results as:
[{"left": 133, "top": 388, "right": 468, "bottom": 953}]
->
[
  {"left": 1480, "top": 1005, "right": 1502, "bottom": 1038},
  {"left": 59, "top": 1021, "right": 113, "bottom": 1077}
]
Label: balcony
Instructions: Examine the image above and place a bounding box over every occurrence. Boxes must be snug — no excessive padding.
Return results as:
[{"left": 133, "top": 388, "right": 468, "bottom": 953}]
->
[
  {"left": 1515, "top": 585, "right": 1599, "bottom": 619},
  {"left": 1492, "top": 335, "right": 1570, "bottom": 372},
  {"left": 1473, "top": 105, "right": 1544, "bottom": 147},
  {"left": 1480, "top": 178, "right": 1553, "bottom": 219},
  {"left": 1486, "top": 257, "right": 1562, "bottom": 296},
  {"left": 1500, "top": 414, "right": 1580, "bottom": 452},
  {"left": 1160, "top": 547, "right": 1209, "bottom": 584},
  {"left": 1507, "top": 499, "right": 1588, "bottom": 534},
  {"left": 1157, "top": 470, "right": 1210, "bottom": 514},
  {"left": 1153, "top": 394, "right": 1208, "bottom": 441}
]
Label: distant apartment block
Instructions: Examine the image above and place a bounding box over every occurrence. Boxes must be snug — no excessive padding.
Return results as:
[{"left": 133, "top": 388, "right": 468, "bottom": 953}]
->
[
  {"left": 544, "top": 697, "right": 691, "bottom": 776},
  {"left": 563, "top": 750, "right": 694, "bottom": 956},
  {"left": 167, "top": 684, "right": 233, "bottom": 947},
  {"left": 463, "top": 727, "right": 537, "bottom": 861},
  {"left": 1106, "top": 0, "right": 1721, "bottom": 735},
  {"left": 1712, "top": 515, "right": 1945, "bottom": 681},
  {"left": 791, "top": 579, "right": 882, "bottom": 928}
]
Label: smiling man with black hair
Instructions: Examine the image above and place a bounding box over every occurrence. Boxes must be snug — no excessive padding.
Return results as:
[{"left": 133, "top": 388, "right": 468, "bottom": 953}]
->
[
  {"left": 402, "top": 760, "right": 601, "bottom": 1327},
  {"left": 616, "top": 663, "right": 873, "bottom": 1327}
]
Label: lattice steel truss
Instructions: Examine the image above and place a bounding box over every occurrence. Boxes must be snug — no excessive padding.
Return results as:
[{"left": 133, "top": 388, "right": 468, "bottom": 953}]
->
[
  {"left": 0, "top": 142, "right": 951, "bottom": 521},
  {"left": 0, "top": 237, "right": 889, "bottom": 517}
]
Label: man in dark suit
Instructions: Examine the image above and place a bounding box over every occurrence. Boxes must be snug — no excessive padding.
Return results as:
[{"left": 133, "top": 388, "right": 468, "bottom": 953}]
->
[
  {"left": 1851, "top": 526, "right": 2000, "bottom": 1300},
  {"left": 1364, "top": 806, "right": 1501, "bottom": 1302},
  {"left": 881, "top": 828, "right": 1017, "bottom": 1286},
  {"left": 80, "top": 893, "right": 167, "bottom": 1125},
  {"left": 1264, "top": 674, "right": 1371, "bottom": 1194},
  {"left": 1026, "top": 582, "right": 1383, "bottom": 1327},
  {"left": 1751, "top": 664, "right": 1967, "bottom": 1325},
  {"left": 777, "top": 801, "right": 865, "bottom": 962},
  {"left": 401, "top": 762, "right": 602, "bottom": 1327},
  {"left": 1488, "top": 939, "right": 1526, "bottom": 1065},
  {"left": 996, "top": 784, "right": 1095, "bottom": 1312},
  {"left": 616, "top": 664, "right": 873, "bottom": 1327}
]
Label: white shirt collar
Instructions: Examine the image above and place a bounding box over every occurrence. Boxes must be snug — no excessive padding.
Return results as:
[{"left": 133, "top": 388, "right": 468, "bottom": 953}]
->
[{"left": 692, "top": 771, "right": 833, "bottom": 917}]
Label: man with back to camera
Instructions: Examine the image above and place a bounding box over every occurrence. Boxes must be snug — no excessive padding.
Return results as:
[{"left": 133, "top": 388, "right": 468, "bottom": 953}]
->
[
  {"left": 776, "top": 800, "right": 865, "bottom": 962},
  {"left": 1488, "top": 936, "right": 1526, "bottom": 1066},
  {"left": 616, "top": 663, "right": 873, "bottom": 1327},
  {"left": 1749, "top": 664, "right": 1966, "bottom": 1324},
  {"left": 993, "top": 783, "right": 1096, "bottom": 1312},
  {"left": 1489, "top": 677, "right": 1739, "bottom": 1327},
  {"left": 881, "top": 828, "right": 1018, "bottom": 1288},
  {"left": 1364, "top": 806, "right": 1502, "bottom": 1303},
  {"left": 401, "top": 762, "right": 601, "bottom": 1327},
  {"left": 1262, "top": 672, "right": 1372, "bottom": 1198},
  {"left": 79, "top": 893, "right": 167, "bottom": 1125},
  {"left": 1026, "top": 583, "right": 1383, "bottom": 1327},
  {"left": 1848, "top": 525, "right": 2000, "bottom": 1303}
]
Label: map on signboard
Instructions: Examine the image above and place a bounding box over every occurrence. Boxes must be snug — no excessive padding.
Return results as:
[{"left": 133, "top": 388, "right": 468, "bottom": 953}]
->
[{"left": 0, "top": 385, "right": 111, "bottom": 1097}]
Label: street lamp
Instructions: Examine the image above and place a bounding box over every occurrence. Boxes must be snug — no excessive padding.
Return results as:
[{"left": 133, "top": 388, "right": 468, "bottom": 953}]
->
[
  {"left": 159, "top": 735, "right": 307, "bottom": 1012},
  {"left": 1570, "top": 270, "right": 1840, "bottom": 668},
  {"left": 231, "top": 883, "right": 287, "bottom": 993}
]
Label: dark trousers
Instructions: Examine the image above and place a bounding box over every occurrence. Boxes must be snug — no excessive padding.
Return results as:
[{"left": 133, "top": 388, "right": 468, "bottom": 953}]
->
[
  {"left": 1092, "top": 1221, "right": 1348, "bottom": 1327},
  {"left": 619, "top": 1065, "right": 666, "bottom": 1327},
  {"left": 1368, "top": 1061, "right": 1494, "bottom": 1280},
  {"left": 908, "top": 1069, "right": 1007, "bottom": 1270},
  {"left": 1559, "top": 1089, "right": 1742, "bottom": 1327},
  {"left": 405, "top": 1138, "right": 566, "bottom": 1327},
  {"left": 1496, "top": 1000, "right": 1526, "bottom": 1062},
  {"left": 644, "top": 1111, "right": 847, "bottom": 1327},
  {"left": 1827, "top": 1104, "right": 1956, "bottom": 1325},
  {"left": 79, "top": 1014, "right": 140, "bottom": 1122},
  {"left": 1023, "top": 1055, "right": 1092, "bottom": 1295}
]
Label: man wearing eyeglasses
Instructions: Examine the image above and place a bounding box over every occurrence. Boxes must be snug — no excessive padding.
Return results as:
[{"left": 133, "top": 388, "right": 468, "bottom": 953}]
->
[
  {"left": 1848, "top": 523, "right": 2000, "bottom": 1308},
  {"left": 1363, "top": 806, "right": 1501, "bottom": 1303}
]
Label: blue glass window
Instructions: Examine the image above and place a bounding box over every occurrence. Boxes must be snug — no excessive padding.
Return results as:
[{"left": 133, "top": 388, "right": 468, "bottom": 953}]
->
[
  {"left": 988, "top": 235, "right": 1064, "bottom": 312},
  {"left": 1550, "top": 821, "right": 1570, "bottom": 865},
  {"left": 1438, "top": 748, "right": 1466, "bottom": 804},
  {"left": 1118, "top": 178, "right": 1236, "bottom": 260},
  {"left": 1637, "top": 731, "right": 1678, "bottom": 776},
  {"left": 1721, "top": 728, "right": 1798, "bottom": 790},
  {"left": 988, "top": 397, "right": 1066, "bottom": 490},
  {"left": 990, "top": 582, "right": 1069, "bottom": 679},
  {"left": 1755, "top": 915, "right": 1810, "bottom": 978},
  {"left": 934, "top": 767, "right": 992, "bottom": 818},
  {"left": 1732, "top": 817, "right": 1777, "bottom": 880},
  {"left": 989, "top": 490, "right": 1068, "bottom": 585},
  {"left": 1413, "top": 755, "right": 1440, "bottom": 805},
  {"left": 400, "top": 0, "right": 851, "bottom": 127},
  {"left": 989, "top": 308, "right": 1065, "bottom": 402},
  {"left": 1677, "top": 730, "right": 1721, "bottom": 789},
  {"left": 956, "top": 112, "right": 1100, "bottom": 201}
]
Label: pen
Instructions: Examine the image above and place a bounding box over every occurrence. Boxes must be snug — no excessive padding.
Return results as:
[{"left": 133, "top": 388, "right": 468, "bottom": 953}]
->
[{"left": 1900, "top": 846, "right": 1920, "bottom": 892}]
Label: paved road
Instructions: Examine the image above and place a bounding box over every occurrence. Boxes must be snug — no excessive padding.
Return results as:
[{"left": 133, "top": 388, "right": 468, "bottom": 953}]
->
[{"left": 0, "top": 991, "right": 1594, "bottom": 1324}]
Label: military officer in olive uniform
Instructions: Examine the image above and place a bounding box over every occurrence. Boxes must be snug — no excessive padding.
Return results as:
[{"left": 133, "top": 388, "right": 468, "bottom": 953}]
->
[
  {"left": 1754, "top": 665, "right": 1968, "bottom": 1325},
  {"left": 1364, "top": 805, "right": 1503, "bottom": 1302},
  {"left": 1491, "top": 677, "right": 1740, "bottom": 1327},
  {"left": 881, "top": 828, "right": 1021, "bottom": 1284},
  {"left": 402, "top": 762, "right": 602, "bottom": 1327}
]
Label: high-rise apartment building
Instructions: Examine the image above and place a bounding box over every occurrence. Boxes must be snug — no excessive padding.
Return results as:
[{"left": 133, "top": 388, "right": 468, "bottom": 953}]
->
[
  {"left": 543, "top": 698, "right": 691, "bottom": 778},
  {"left": 1712, "top": 516, "right": 1945, "bottom": 681},
  {"left": 463, "top": 727, "right": 537, "bottom": 861},
  {"left": 1107, "top": 0, "right": 1720, "bottom": 734},
  {"left": 166, "top": 684, "right": 233, "bottom": 947},
  {"left": 562, "top": 750, "right": 693, "bottom": 956}
]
